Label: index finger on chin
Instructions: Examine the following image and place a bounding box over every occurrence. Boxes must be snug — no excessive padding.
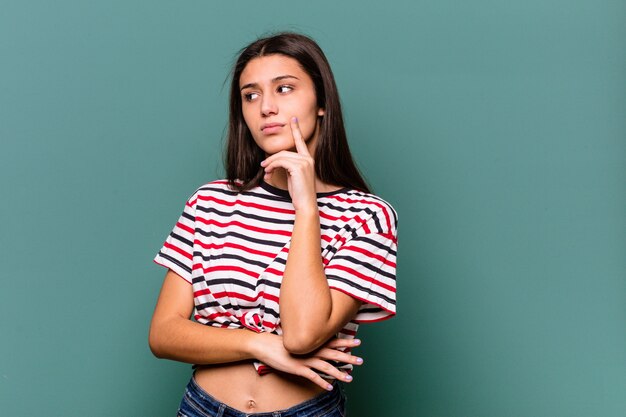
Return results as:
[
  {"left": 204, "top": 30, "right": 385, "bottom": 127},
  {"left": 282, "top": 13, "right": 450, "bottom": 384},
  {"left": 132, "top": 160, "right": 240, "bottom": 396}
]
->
[{"left": 290, "top": 116, "right": 310, "bottom": 156}]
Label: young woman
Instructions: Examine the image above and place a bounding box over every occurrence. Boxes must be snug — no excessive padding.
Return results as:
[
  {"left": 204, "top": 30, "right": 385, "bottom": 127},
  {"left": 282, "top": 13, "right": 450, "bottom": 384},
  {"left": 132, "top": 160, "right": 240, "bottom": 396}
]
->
[{"left": 150, "top": 32, "right": 398, "bottom": 417}]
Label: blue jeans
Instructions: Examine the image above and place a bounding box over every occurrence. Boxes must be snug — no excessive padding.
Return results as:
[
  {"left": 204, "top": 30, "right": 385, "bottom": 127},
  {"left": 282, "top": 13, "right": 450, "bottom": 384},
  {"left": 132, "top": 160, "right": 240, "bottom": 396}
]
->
[{"left": 177, "top": 376, "right": 346, "bottom": 417}]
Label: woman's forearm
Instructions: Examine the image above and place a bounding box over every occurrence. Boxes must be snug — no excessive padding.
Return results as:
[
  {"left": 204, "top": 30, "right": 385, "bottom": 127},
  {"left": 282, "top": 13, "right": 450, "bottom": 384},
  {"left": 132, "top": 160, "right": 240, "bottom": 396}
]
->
[
  {"left": 150, "top": 312, "right": 362, "bottom": 389},
  {"left": 149, "top": 315, "right": 258, "bottom": 365},
  {"left": 279, "top": 208, "right": 336, "bottom": 353},
  {"left": 149, "top": 271, "right": 262, "bottom": 365}
]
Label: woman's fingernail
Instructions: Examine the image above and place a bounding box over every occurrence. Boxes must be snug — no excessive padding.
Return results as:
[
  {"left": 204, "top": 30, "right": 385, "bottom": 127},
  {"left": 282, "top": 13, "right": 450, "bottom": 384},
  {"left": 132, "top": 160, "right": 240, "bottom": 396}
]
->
[
  {"left": 353, "top": 339, "right": 361, "bottom": 345},
  {"left": 292, "top": 116, "right": 298, "bottom": 123},
  {"left": 344, "top": 375, "right": 353, "bottom": 381},
  {"left": 326, "top": 384, "right": 334, "bottom": 391},
  {"left": 355, "top": 357, "right": 363, "bottom": 364}
]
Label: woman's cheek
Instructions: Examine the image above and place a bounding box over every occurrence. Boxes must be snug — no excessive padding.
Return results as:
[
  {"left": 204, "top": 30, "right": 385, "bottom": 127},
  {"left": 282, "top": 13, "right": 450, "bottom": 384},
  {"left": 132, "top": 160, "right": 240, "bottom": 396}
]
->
[{"left": 299, "top": 115, "right": 318, "bottom": 141}]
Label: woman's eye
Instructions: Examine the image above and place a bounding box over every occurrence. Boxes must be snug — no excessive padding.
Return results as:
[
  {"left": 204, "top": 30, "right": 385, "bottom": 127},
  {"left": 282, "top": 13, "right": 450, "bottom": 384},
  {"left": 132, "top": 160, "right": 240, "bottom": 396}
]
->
[
  {"left": 244, "top": 92, "right": 259, "bottom": 102},
  {"left": 277, "top": 85, "right": 293, "bottom": 94}
]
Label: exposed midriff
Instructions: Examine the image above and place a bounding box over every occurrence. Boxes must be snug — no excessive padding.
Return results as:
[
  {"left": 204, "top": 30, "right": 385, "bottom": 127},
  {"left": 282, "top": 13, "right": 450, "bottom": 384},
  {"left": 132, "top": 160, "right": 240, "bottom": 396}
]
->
[{"left": 193, "top": 362, "right": 326, "bottom": 413}]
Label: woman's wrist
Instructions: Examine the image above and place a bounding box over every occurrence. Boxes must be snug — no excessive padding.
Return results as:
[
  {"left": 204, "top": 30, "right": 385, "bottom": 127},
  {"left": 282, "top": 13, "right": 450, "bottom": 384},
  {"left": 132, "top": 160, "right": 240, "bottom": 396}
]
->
[
  {"left": 294, "top": 204, "right": 319, "bottom": 219},
  {"left": 245, "top": 331, "right": 268, "bottom": 360}
]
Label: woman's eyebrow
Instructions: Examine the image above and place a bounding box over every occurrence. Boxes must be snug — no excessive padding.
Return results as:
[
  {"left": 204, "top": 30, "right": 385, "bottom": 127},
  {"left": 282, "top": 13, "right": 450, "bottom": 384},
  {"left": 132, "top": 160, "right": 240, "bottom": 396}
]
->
[{"left": 240, "top": 75, "right": 300, "bottom": 91}]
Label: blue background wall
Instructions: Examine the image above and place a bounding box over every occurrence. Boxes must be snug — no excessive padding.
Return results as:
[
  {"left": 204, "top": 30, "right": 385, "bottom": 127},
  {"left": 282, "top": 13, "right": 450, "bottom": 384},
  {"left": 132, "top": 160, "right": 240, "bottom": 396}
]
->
[{"left": 1, "top": 1, "right": 624, "bottom": 416}]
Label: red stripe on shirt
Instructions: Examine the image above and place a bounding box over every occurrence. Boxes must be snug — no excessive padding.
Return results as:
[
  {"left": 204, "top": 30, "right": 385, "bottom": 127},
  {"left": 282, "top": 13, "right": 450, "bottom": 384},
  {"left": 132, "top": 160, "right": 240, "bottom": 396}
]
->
[
  {"left": 321, "top": 234, "right": 347, "bottom": 245},
  {"left": 196, "top": 195, "right": 295, "bottom": 215},
  {"left": 340, "top": 245, "right": 396, "bottom": 268},
  {"left": 176, "top": 221, "right": 194, "bottom": 235},
  {"left": 212, "top": 290, "right": 279, "bottom": 304},
  {"left": 193, "top": 288, "right": 212, "bottom": 297},
  {"left": 163, "top": 242, "right": 192, "bottom": 260},
  {"left": 195, "top": 264, "right": 261, "bottom": 279},
  {"left": 195, "top": 217, "right": 292, "bottom": 237},
  {"left": 194, "top": 240, "right": 278, "bottom": 259},
  {"left": 195, "top": 311, "right": 235, "bottom": 321},
  {"left": 264, "top": 267, "right": 284, "bottom": 277}
]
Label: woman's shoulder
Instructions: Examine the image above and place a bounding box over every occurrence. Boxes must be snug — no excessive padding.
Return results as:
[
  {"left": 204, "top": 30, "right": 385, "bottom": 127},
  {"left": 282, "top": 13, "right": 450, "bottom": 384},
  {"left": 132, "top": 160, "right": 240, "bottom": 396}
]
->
[
  {"left": 181, "top": 179, "right": 241, "bottom": 206},
  {"left": 194, "top": 179, "right": 238, "bottom": 193},
  {"left": 329, "top": 187, "right": 399, "bottom": 234}
]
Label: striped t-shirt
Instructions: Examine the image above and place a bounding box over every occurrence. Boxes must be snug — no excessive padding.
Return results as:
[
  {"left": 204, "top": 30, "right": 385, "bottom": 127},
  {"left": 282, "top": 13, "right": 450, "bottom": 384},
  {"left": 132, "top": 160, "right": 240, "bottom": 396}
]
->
[{"left": 154, "top": 179, "right": 398, "bottom": 374}]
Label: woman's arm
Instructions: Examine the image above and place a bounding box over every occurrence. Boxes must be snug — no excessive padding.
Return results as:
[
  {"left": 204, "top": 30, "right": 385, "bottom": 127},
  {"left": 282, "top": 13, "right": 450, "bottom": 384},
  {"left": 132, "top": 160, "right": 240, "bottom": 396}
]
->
[
  {"left": 149, "top": 269, "right": 362, "bottom": 388},
  {"left": 280, "top": 209, "right": 361, "bottom": 354},
  {"left": 149, "top": 269, "right": 255, "bottom": 364},
  {"left": 262, "top": 117, "right": 362, "bottom": 355}
]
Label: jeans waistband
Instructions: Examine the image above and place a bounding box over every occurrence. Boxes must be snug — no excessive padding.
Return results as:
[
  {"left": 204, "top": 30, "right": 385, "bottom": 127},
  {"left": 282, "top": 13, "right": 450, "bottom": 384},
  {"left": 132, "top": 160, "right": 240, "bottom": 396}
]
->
[{"left": 183, "top": 376, "right": 344, "bottom": 417}]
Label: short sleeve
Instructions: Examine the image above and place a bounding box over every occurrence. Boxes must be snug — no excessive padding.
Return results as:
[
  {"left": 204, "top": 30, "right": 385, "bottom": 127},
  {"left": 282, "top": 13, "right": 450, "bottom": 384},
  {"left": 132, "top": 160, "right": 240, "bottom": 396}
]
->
[
  {"left": 153, "top": 192, "right": 197, "bottom": 283},
  {"left": 325, "top": 231, "right": 398, "bottom": 323}
]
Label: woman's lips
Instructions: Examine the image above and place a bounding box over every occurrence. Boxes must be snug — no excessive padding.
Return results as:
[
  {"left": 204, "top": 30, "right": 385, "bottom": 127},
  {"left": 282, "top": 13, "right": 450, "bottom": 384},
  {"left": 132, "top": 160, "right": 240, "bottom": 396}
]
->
[{"left": 261, "top": 123, "right": 285, "bottom": 134}]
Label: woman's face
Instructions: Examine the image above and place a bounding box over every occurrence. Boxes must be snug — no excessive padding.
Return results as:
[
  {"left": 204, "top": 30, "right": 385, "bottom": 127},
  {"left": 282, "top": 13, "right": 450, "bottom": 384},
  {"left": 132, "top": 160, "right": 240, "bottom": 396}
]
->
[{"left": 239, "top": 54, "right": 325, "bottom": 156}]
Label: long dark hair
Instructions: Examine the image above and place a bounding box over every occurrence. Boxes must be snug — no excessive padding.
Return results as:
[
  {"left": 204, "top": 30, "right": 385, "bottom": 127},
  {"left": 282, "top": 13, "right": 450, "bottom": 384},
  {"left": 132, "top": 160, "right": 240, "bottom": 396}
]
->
[{"left": 225, "top": 32, "right": 370, "bottom": 194}]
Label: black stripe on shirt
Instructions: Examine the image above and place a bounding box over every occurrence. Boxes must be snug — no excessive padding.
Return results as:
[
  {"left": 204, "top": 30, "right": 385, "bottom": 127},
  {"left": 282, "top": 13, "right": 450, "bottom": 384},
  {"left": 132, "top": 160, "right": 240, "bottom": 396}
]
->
[
  {"left": 157, "top": 251, "right": 191, "bottom": 274},
  {"left": 195, "top": 229, "right": 289, "bottom": 248},
  {"left": 196, "top": 206, "right": 295, "bottom": 225},
  {"left": 326, "top": 275, "right": 395, "bottom": 305},
  {"left": 330, "top": 254, "right": 396, "bottom": 280}
]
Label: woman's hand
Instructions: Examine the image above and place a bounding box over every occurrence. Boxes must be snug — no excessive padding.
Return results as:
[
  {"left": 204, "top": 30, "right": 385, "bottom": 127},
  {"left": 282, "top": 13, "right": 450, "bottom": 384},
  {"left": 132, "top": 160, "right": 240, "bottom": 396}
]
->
[
  {"left": 251, "top": 332, "right": 363, "bottom": 391},
  {"left": 260, "top": 117, "right": 317, "bottom": 212}
]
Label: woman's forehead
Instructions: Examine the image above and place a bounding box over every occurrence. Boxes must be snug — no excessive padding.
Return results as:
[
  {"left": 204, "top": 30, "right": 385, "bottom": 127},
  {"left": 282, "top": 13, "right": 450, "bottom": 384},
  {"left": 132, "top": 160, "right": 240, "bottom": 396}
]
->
[{"left": 240, "top": 55, "right": 309, "bottom": 87}]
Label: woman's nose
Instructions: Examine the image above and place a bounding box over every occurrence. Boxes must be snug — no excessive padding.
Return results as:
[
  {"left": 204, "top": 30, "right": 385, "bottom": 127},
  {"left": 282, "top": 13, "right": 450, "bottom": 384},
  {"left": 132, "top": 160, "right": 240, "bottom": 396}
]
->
[{"left": 261, "top": 94, "right": 278, "bottom": 116}]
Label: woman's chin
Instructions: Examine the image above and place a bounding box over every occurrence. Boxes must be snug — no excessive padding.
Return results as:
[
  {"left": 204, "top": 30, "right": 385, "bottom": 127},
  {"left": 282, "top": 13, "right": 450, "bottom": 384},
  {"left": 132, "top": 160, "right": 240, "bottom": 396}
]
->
[{"left": 258, "top": 138, "right": 296, "bottom": 155}]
